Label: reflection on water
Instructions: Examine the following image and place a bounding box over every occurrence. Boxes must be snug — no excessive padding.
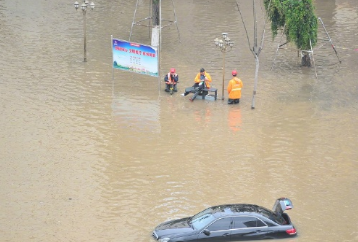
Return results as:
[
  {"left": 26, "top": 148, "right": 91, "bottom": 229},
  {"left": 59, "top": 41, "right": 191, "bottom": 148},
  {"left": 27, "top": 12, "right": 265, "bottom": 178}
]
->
[
  {"left": 228, "top": 107, "right": 242, "bottom": 132},
  {"left": 112, "top": 93, "right": 161, "bottom": 133},
  {"left": 0, "top": 0, "right": 358, "bottom": 242},
  {"left": 193, "top": 107, "right": 212, "bottom": 127}
]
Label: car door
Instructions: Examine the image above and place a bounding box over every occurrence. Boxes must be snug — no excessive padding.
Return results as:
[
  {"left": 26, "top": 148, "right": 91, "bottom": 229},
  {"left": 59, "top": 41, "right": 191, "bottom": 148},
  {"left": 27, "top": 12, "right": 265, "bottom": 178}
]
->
[
  {"left": 195, "top": 217, "right": 233, "bottom": 242},
  {"left": 230, "top": 216, "right": 268, "bottom": 241}
]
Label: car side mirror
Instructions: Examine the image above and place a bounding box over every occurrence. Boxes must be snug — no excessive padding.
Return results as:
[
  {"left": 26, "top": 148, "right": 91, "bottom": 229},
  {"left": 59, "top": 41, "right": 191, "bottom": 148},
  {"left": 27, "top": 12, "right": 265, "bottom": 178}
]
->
[{"left": 203, "top": 229, "right": 210, "bottom": 236}]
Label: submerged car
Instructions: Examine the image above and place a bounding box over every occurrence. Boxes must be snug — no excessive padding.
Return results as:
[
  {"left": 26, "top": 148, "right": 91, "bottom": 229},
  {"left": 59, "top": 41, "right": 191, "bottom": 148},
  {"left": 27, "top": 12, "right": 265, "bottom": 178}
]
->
[{"left": 152, "top": 198, "right": 296, "bottom": 242}]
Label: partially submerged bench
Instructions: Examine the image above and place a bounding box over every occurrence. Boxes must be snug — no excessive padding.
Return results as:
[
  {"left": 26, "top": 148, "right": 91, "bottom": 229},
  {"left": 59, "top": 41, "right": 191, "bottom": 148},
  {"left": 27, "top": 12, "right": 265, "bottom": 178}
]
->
[{"left": 184, "top": 87, "right": 218, "bottom": 100}]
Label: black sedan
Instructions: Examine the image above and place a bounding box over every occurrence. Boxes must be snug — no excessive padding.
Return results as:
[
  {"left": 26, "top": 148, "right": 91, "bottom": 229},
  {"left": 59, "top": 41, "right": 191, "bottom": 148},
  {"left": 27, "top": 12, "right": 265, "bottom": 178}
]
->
[{"left": 152, "top": 198, "right": 296, "bottom": 242}]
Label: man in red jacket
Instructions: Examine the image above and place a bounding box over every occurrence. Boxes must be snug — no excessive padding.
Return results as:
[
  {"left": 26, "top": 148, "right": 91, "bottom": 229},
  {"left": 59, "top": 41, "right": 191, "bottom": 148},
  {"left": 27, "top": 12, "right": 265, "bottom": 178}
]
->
[{"left": 227, "top": 70, "right": 243, "bottom": 104}]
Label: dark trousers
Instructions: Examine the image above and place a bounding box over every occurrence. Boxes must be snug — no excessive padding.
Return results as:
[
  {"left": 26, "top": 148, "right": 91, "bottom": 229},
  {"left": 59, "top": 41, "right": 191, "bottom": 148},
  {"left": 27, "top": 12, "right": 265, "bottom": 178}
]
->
[
  {"left": 165, "top": 83, "right": 177, "bottom": 92},
  {"left": 184, "top": 83, "right": 203, "bottom": 96},
  {"left": 228, "top": 98, "right": 240, "bottom": 104}
]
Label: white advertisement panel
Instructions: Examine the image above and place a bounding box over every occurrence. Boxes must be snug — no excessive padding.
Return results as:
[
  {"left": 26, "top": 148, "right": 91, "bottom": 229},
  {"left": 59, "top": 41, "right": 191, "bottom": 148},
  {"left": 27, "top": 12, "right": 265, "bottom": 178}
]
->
[{"left": 112, "top": 38, "right": 158, "bottom": 77}]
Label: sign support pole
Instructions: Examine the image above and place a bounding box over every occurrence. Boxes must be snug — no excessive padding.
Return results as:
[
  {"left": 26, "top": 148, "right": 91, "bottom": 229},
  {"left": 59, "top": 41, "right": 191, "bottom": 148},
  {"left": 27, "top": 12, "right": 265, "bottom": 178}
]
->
[
  {"left": 158, "top": 0, "right": 162, "bottom": 92},
  {"left": 111, "top": 35, "right": 114, "bottom": 80}
]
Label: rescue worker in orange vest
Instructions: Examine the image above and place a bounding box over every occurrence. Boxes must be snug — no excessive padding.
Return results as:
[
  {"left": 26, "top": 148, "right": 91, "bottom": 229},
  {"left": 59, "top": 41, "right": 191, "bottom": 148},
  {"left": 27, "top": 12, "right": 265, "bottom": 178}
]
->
[
  {"left": 182, "top": 68, "right": 212, "bottom": 96},
  {"left": 164, "top": 68, "right": 179, "bottom": 92},
  {"left": 227, "top": 70, "right": 243, "bottom": 104},
  {"left": 194, "top": 68, "right": 212, "bottom": 88}
]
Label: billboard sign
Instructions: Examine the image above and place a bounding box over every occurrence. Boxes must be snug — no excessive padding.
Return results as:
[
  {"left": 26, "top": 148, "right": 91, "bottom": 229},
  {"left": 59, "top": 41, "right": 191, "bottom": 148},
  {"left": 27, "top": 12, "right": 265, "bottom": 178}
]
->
[{"left": 112, "top": 38, "right": 158, "bottom": 77}]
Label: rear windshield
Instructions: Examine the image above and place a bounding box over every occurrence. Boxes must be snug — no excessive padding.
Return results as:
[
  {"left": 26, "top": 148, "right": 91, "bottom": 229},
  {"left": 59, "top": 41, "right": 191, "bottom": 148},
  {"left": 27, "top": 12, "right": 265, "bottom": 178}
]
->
[{"left": 257, "top": 207, "right": 286, "bottom": 225}]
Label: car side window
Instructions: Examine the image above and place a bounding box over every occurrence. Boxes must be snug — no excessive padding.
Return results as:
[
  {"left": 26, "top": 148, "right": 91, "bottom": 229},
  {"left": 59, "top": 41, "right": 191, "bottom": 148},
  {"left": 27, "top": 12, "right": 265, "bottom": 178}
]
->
[
  {"left": 256, "top": 219, "right": 266, "bottom": 227},
  {"left": 232, "top": 216, "right": 266, "bottom": 229},
  {"left": 206, "top": 218, "right": 232, "bottom": 231}
]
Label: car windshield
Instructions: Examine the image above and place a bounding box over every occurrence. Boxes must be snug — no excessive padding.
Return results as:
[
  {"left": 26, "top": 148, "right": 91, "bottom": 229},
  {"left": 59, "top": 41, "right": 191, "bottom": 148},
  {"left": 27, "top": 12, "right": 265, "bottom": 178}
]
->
[{"left": 190, "top": 208, "right": 216, "bottom": 230}]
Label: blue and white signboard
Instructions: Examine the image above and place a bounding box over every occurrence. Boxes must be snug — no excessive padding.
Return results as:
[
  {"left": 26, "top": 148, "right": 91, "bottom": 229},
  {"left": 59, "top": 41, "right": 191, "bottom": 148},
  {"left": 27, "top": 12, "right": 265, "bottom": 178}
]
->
[{"left": 112, "top": 38, "right": 158, "bottom": 77}]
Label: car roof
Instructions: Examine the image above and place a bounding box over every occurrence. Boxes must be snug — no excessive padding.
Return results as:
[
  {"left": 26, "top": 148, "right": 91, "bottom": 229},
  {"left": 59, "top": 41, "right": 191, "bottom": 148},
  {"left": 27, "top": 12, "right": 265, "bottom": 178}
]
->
[
  {"left": 208, "top": 204, "right": 274, "bottom": 217},
  {"left": 205, "top": 204, "right": 287, "bottom": 225}
]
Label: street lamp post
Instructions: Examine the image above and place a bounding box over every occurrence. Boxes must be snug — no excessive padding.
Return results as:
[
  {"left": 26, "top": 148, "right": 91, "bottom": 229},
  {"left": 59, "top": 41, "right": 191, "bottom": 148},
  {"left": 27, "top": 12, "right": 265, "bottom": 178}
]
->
[
  {"left": 214, "top": 33, "right": 234, "bottom": 100},
  {"left": 74, "top": 0, "right": 95, "bottom": 62}
]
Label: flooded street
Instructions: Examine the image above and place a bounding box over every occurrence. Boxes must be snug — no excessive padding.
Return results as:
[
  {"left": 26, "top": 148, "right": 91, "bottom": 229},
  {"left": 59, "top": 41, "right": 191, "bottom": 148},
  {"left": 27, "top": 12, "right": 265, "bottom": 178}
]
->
[{"left": 0, "top": 0, "right": 357, "bottom": 241}]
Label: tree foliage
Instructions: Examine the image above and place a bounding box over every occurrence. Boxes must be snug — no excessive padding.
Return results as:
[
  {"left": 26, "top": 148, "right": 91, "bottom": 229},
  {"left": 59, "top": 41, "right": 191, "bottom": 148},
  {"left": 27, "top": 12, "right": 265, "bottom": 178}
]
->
[{"left": 264, "top": 0, "right": 318, "bottom": 50}]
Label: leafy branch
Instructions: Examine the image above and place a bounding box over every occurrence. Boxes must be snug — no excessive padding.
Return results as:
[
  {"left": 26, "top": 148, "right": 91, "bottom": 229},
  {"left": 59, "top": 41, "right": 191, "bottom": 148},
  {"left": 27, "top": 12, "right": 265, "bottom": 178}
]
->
[{"left": 264, "top": 0, "right": 317, "bottom": 50}]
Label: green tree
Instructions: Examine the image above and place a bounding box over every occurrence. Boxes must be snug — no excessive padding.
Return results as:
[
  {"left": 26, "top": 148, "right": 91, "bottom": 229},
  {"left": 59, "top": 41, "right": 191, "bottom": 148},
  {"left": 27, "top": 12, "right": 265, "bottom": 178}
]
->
[{"left": 264, "top": 0, "right": 318, "bottom": 66}]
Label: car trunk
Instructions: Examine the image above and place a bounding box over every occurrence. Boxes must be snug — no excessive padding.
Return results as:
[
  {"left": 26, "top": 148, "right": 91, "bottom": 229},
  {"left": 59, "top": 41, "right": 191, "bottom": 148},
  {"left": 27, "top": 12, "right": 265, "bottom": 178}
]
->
[
  {"left": 281, "top": 213, "right": 292, "bottom": 225},
  {"left": 273, "top": 198, "right": 293, "bottom": 215}
]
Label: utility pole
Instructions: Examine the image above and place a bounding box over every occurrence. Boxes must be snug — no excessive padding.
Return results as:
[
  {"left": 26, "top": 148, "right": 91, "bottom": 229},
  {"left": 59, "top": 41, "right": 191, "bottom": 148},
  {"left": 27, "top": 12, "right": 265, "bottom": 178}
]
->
[{"left": 251, "top": 0, "right": 260, "bottom": 109}]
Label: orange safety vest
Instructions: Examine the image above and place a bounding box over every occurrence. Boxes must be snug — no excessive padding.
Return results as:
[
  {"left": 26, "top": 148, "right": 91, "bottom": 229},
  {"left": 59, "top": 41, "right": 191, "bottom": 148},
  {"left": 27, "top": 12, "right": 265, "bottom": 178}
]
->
[
  {"left": 166, "top": 73, "right": 174, "bottom": 83},
  {"left": 227, "top": 77, "right": 243, "bottom": 99},
  {"left": 194, "top": 72, "right": 212, "bottom": 88}
]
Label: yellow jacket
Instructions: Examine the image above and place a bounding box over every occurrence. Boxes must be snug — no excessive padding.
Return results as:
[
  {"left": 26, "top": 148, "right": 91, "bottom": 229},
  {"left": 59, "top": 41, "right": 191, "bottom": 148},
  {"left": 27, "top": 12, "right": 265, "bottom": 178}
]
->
[
  {"left": 194, "top": 72, "right": 212, "bottom": 88},
  {"left": 227, "top": 77, "right": 243, "bottom": 99}
]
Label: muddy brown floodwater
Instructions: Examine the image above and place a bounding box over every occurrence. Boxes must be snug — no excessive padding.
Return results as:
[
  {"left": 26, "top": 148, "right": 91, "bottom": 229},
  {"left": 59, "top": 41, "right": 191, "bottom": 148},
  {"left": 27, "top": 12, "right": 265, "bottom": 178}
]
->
[{"left": 0, "top": 0, "right": 357, "bottom": 241}]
